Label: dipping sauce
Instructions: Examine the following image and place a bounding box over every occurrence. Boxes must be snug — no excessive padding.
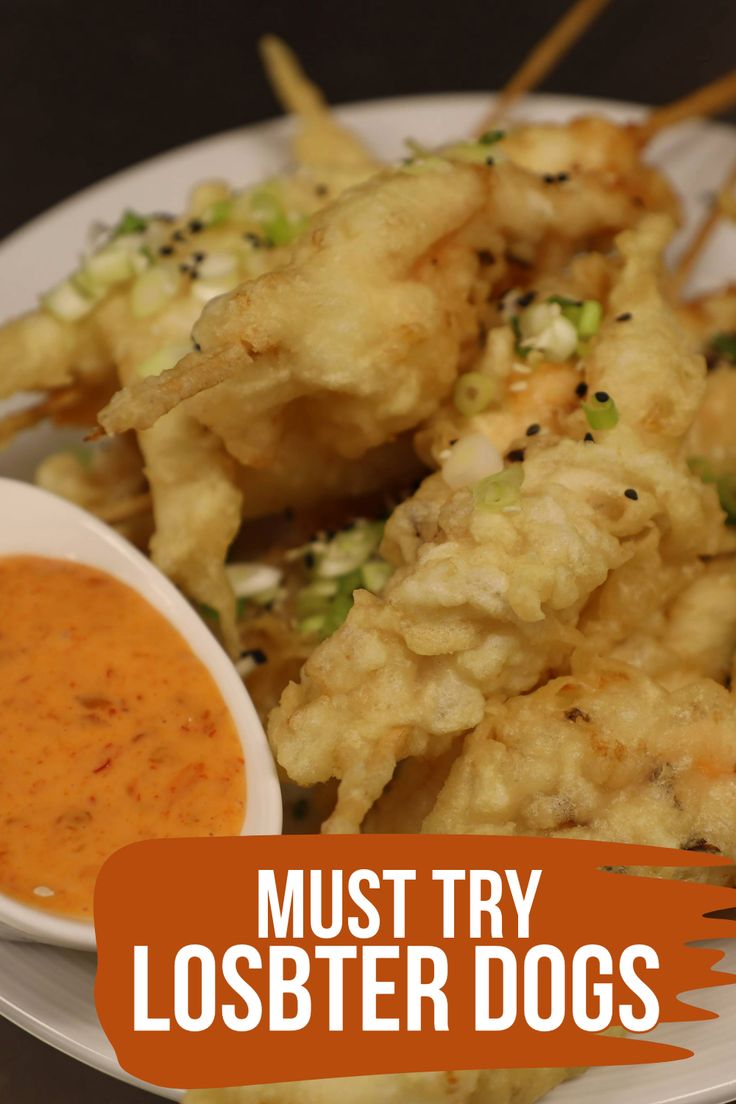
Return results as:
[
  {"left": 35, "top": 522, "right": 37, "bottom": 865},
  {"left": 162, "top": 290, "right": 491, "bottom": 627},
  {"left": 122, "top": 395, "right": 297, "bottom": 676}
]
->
[{"left": 0, "top": 555, "right": 245, "bottom": 919}]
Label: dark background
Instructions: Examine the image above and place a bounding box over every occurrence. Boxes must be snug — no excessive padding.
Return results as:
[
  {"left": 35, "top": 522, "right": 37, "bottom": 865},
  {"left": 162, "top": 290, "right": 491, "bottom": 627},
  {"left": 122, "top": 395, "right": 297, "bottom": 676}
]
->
[{"left": 2, "top": 0, "right": 736, "bottom": 1100}]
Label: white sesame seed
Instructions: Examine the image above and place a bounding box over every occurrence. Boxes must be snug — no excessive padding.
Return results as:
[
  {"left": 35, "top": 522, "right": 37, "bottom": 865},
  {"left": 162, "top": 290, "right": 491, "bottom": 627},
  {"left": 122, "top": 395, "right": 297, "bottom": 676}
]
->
[
  {"left": 509, "top": 381, "right": 528, "bottom": 392},
  {"left": 33, "top": 886, "right": 55, "bottom": 898}
]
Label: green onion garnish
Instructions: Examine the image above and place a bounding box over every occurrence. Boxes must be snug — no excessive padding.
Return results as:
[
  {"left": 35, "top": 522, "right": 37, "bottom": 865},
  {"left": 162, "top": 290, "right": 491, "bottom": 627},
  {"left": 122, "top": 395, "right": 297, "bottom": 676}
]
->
[
  {"left": 204, "top": 199, "right": 232, "bottom": 227},
  {"left": 583, "top": 392, "right": 619, "bottom": 430},
  {"left": 361, "top": 560, "right": 393, "bottom": 594},
  {"left": 250, "top": 188, "right": 307, "bottom": 247},
  {"left": 479, "top": 129, "right": 506, "bottom": 145},
  {"left": 710, "top": 332, "right": 736, "bottom": 364},
  {"left": 577, "top": 300, "right": 603, "bottom": 339},
  {"left": 453, "top": 371, "right": 496, "bottom": 416},
  {"left": 510, "top": 314, "right": 527, "bottom": 358},
  {"left": 197, "top": 602, "right": 220, "bottom": 623},
  {"left": 473, "top": 464, "right": 524, "bottom": 511},
  {"left": 113, "top": 209, "right": 148, "bottom": 237},
  {"left": 688, "top": 456, "right": 736, "bottom": 524}
]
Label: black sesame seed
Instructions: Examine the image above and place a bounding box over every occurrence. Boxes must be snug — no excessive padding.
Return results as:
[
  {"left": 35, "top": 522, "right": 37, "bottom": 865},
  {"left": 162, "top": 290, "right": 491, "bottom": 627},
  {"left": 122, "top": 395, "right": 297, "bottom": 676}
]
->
[
  {"left": 179, "top": 262, "right": 190, "bottom": 273},
  {"left": 315, "top": 184, "right": 329, "bottom": 197},
  {"left": 192, "top": 251, "right": 206, "bottom": 263},
  {"left": 616, "top": 312, "right": 632, "bottom": 322},
  {"left": 575, "top": 381, "right": 588, "bottom": 398},
  {"left": 172, "top": 230, "right": 186, "bottom": 242},
  {"left": 193, "top": 342, "right": 202, "bottom": 352},
  {"left": 584, "top": 432, "right": 595, "bottom": 443},
  {"left": 188, "top": 218, "right": 204, "bottom": 233},
  {"left": 624, "top": 488, "right": 639, "bottom": 500},
  {"left": 158, "top": 245, "right": 174, "bottom": 256},
  {"left": 243, "top": 648, "right": 267, "bottom": 666},
  {"left": 543, "top": 173, "right": 556, "bottom": 184},
  {"left": 448, "top": 438, "right": 459, "bottom": 446},
  {"left": 507, "top": 448, "right": 525, "bottom": 462},
  {"left": 594, "top": 391, "right": 609, "bottom": 403},
  {"left": 303, "top": 551, "right": 315, "bottom": 569},
  {"left": 244, "top": 231, "right": 263, "bottom": 248},
  {"left": 517, "top": 290, "right": 537, "bottom": 308},
  {"left": 556, "top": 172, "right": 570, "bottom": 182},
  {"left": 477, "top": 249, "right": 495, "bottom": 265},
  {"left": 190, "top": 270, "right": 199, "bottom": 280},
  {"left": 485, "top": 156, "right": 495, "bottom": 166},
  {"left": 526, "top": 423, "right": 541, "bottom": 436}
]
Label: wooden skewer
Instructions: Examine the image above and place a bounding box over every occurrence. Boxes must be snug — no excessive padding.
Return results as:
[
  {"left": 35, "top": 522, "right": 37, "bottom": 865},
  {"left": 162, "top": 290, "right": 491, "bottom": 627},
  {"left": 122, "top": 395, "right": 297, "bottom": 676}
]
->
[
  {"left": 641, "top": 70, "right": 736, "bottom": 140},
  {"left": 672, "top": 158, "right": 736, "bottom": 296},
  {"left": 474, "top": 0, "right": 611, "bottom": 133}
]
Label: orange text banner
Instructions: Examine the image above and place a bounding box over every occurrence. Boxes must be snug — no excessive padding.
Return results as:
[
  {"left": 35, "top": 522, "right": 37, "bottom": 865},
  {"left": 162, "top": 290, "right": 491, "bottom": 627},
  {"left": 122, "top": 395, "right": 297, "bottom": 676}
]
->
[{"left": 94, "top": 835, "right": 736, "bottom": 1090}]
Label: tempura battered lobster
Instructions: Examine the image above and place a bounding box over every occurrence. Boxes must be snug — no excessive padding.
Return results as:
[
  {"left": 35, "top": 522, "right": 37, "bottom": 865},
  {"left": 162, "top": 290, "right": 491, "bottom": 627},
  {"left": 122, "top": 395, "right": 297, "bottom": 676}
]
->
[{"left": 269, "top": 215, "right": 728, "bottom": 832}]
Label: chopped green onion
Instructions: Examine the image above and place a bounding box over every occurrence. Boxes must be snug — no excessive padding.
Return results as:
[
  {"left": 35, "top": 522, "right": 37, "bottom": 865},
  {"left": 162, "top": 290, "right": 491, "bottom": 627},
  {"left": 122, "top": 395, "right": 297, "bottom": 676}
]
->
[
  {"left": 509, "top": 313, "right": 527, "bottom": 358},
  {"left": 479, "top": 129, "right": 505, "bottom": 145},
  {"left": 197, "top": 602, "right": 220, "bottom": 623},
  {"left": 577, "top": 299, "right": 603, "bottom": 339},
  {"left": 298, "top": 613, "right": 327, "bottom": 638},
  {"left": 583, "top": 393, "right": 619, "bottom": 430},
  {"left": 203, "top": 199, "right": 232, "bottom": 226},
  {"left": 453, "top": 371, "right": 496, "bottom": 416},
  {"left": 688, "top": 456, "right": 736, "bottom": 524},
  {"left": 41, "top": 278, "right": 96, "bottom": 322},
  {"left": 545, "top": 295, "right": 602, "bottom": 341},
  {"left": 113, "top": 209, "right": 148, "bottom": 237},
  {"left": 518, "top": 301, "right": 578, "bottom": 362},
  {"left": 710, "top": 332, "right": 736, "bottom": 364},
  {"left": 197, "top": 252, "right": 239, "bottom": 281},
  {"left": 442, "top": 433, "right": 503, "bottom": 489},
  {"left": 84, "top": 242, "right": 135, "bottom": 287},
  {"left": 473, "top": 464, "right": 524, "bottom": 511},
  {"left": 250, "top": 188, "right": 307, "bottom": 247},
  {"left": 361, "top": 560, "right": 393, "bottom": 594},
  {"left": 130, "top": 265, "right": 180, "bottom": 318},
  {"left": 316, "top": 521, "right": 384, "bottom": 578},
  {"left": 226, "top": 562, "right": 282, "bottom": 600},
  {"left": 296, "top": 580, "right": 339, "bottom": 619},
  {"left": 135, "top": 340, "right": 191, "bottom": 379},
  {"left": 323, "top": 591, "right": 354, "bottom": 635},
  {"left": 71, "top": 268, "right": 105, "bottom": 301},
  {"left": 440, "top": 140, "right": 499, "bottom": 165}
]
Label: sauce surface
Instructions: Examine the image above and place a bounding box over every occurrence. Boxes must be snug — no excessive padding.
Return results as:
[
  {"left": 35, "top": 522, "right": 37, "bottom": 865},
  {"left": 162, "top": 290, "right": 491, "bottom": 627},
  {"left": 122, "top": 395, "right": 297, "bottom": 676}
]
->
[{"left": 0, "top": 555, "right": 245, "bottom": 919}]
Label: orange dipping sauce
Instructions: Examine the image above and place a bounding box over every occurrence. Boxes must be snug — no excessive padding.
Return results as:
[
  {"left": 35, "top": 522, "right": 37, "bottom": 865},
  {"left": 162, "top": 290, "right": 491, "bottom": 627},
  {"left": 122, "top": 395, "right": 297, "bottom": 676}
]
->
[{"left": 0, "top": 555, "right": 245, "bottom": 920}]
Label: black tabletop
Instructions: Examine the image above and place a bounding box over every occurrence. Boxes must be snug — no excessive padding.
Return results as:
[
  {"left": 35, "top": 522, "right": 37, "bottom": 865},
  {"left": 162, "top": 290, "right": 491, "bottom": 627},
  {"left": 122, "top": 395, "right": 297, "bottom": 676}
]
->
[{"left": 2, "top": 0, "right": 736, "bottom": 1100}]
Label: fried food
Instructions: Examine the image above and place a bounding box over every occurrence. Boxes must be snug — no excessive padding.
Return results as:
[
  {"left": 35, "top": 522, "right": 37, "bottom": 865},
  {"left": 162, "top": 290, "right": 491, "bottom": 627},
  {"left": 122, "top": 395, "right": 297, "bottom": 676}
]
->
[
  {"left": 186, "top": 1065, "right": 578, "bottom": 1104},
  {"left": 269, "top": 216, "right": 725, "bottom": 833},
  {"left": 424, "top": 662, "right": 736, "bottom": 885}
]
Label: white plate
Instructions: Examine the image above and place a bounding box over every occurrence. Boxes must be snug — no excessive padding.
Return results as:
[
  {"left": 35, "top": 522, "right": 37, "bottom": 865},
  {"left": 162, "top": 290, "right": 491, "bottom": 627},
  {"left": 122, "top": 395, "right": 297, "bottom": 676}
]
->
[{"left": 1, "top": 92, "right": 735, "bottom": 1103}]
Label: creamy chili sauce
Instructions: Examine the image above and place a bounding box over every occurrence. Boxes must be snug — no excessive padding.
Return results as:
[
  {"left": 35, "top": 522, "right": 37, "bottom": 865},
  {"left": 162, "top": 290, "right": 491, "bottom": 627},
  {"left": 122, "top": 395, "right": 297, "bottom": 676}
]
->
[{"left": 0, "top": 555, "right": 245, "bottom": 919}]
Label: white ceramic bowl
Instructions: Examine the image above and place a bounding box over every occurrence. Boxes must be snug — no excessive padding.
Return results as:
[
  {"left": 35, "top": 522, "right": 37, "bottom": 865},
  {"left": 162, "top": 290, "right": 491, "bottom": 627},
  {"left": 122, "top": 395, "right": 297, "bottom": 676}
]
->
[{"left": 0, "top": 477, "right": 282, "bottom": 952}]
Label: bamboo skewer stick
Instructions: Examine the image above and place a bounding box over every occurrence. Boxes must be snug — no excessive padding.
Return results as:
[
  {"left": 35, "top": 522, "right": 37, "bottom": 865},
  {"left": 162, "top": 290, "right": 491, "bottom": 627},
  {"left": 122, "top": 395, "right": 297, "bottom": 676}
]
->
[
  {"left": 641, "top": 70, "right": 736, "bottom": 140},
  {"left": 474, "top": 0, "right": 611, "bottom": 133},
  {"left": 672, "top": 158, "right": 736, "bottom": 296}
]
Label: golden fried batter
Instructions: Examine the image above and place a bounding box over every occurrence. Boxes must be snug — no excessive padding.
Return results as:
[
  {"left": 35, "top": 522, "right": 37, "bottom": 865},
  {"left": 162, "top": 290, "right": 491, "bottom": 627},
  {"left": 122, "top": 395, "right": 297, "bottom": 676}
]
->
[{"left": 269, "top": 216, "right": 724, "bottom": 833}]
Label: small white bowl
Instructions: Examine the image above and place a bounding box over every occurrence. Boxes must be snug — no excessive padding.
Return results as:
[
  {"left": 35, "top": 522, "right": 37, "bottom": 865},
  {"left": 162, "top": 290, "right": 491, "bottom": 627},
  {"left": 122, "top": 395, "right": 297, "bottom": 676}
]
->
[{"left": 0, "top": 477, "right": 282, "bottom": 952}]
